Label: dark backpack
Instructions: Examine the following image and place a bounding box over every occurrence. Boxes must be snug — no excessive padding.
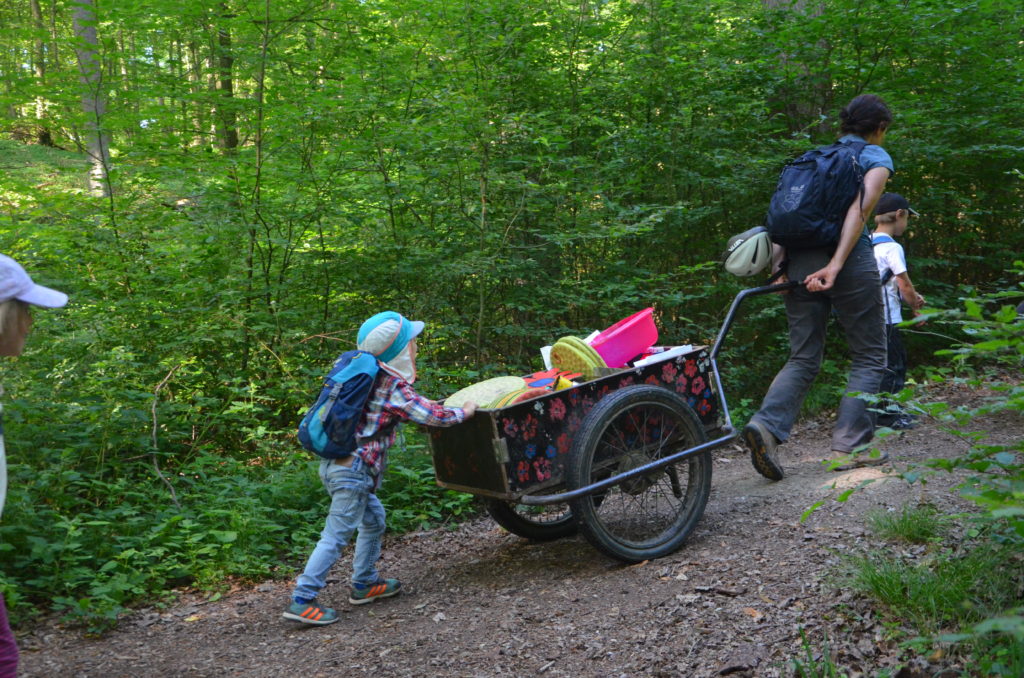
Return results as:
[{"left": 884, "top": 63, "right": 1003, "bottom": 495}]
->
[
  {"left": 297, "top": 350, "right": 379, "bottom": 459},
  {"left": 765, "top": 140, "right": 867, "bottom": 249}
]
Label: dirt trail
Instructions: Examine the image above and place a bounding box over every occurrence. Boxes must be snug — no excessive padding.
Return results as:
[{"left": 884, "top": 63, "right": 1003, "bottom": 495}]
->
[{"left": 18, "top": 385, "right": 1018, "bottom": 677}]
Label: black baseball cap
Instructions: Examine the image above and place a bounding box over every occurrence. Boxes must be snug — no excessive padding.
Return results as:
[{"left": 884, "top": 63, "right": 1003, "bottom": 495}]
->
[{"left": 874, "top": 193, "right": 920, "bottom": 217}]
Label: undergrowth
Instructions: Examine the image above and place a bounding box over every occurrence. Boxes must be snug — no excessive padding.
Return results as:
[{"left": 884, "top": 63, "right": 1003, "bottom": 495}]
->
[
  {"left": 803, "top": 268, "right": 1024, "bottom": 677},
  {"left": 0, "top": 427, "right": 477, "bottom": 632},
  {"left": 864, "top": 504, "right": 948, "bottom": 544}
]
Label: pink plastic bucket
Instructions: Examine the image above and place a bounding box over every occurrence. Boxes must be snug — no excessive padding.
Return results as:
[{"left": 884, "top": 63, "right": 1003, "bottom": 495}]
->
[{"left": 590, "top": 307, "right": 658, "bottom": 368}]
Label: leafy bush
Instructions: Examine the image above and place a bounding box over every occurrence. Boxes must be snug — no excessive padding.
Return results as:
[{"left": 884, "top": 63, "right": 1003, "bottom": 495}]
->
[
  {"left": 378, "top": 430, "right": 479, "bottom": 533},
  {"left": 835, "top": 263, "right": 1024, "bottom": 673},
  {"left": 0, "top": 451, "right": 323, "bottom": 630}
]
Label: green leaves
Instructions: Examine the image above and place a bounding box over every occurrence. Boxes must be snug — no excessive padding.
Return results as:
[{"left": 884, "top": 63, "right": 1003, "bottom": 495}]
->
[{"left": 0, "top": 0, "right": 1022, "bottom": 634}]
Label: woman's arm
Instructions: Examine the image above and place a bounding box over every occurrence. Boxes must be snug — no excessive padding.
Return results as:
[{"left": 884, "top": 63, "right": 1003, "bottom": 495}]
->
[{"left": 805, "top": 166, "right": 890, "bottom": 292}]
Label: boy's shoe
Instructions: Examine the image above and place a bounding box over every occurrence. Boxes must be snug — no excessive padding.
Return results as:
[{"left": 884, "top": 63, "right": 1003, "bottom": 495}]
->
[
  {"left": 875, "top": 416, "right": 896, "bottom": 429},
  {"left": 827, "top": 450, "right": 890, "bottom": 472},
  {"left": 349, "top": 578, "right": 402, "bottom": 605},
  {"left": 743, "top": 420, "right": 784, "bottom": 481},
  {"left": 282, "top": 600, "right": 339, "bottom": 625},
  {"left": 891, "top": 414, "right": 918, "bottom": 430}
]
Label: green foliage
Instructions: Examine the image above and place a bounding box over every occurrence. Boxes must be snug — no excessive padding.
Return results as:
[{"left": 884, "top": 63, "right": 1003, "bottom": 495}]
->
[
  {"left": 0, "top": 451, "right": 323, "bottom": 630},
  {"left": 916, "top": 267, "right": 1024, "bottom": 542},
  {"left": 0, "top": 0, "right": 1022, "bottom": 632},
  {"left": 907, "top": 275, "right": 1024, "bottom": 672},
  {"left": 378, "top": 432, "right": 478, "bottom": 533},
  {"left": 865, "top": 504, "right": 947, "bottom": 544},
  {"left": 841, "top": 543, "right": 1018, "bottom": 633},
  {"left": 829, "top": 267, "right": 1024, "bottom": 673},
  {"left": 838, "top": 538, "right": 1024, "bottom": 675}
]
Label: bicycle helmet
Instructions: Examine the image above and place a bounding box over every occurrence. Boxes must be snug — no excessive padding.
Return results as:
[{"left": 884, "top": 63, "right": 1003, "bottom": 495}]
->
[{"left": 723, "top": 226, "right": 772, "bottom": 277}]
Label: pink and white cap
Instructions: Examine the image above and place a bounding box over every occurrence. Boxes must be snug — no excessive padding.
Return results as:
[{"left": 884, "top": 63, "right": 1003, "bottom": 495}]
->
[{"left": 0, "top": 254, "right": 68, "bottom": 308}]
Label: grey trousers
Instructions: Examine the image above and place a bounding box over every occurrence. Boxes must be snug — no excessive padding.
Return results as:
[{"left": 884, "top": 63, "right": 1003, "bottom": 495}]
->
[{"left": 752, "top": 243, "right": 886, "bottom": 453}]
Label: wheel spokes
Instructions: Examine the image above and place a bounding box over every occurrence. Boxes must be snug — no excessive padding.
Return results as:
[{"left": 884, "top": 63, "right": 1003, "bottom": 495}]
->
[{"left": 585, "top": 403, "right": 697, "bottom": 546}]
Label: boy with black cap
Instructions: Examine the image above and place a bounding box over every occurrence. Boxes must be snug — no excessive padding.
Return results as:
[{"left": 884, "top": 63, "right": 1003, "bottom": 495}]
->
[
  {"left": 871, "top": 193, "right": 925, "bottom": 429},
  {"left": 283, "top": 311, "right": 477, "bottom": 626}
]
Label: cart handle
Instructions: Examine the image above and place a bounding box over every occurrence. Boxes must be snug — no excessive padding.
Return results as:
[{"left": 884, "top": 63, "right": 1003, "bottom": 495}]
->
[
  {"left": 710, "top": 280, "right": 803, "bottom": 363},
  {"left": 522, "top": 281, "right": 804, "bottom": 507},
  {"left": 702, "top": 279, "right": 804, "bottom": 445}
]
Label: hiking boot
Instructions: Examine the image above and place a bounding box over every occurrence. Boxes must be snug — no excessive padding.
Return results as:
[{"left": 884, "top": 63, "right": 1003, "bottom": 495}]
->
[
  {"left": 349, "top": 578, "right": 402, "bottom": 605},
  {"left": 743, "top": 420, "right": 784, "bottom": 481},
  {"left": 282, "top": 600, "right": 339, "bottom": 625},
  {"left": 827, "top": 450, "right": 890, "bottom": 472}
]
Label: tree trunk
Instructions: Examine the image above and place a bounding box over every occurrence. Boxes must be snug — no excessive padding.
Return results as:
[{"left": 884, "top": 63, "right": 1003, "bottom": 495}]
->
[
  {"left": 72, "top": 0, "right": 112, "bottom": 196},
  {"left": 214, "top": 3, "right": 239, "bottom": 152},
  {"left": 48, "top": 0, "right": 59, "bottom": 66},
  {"left": 187, "top": 41, "right": 205, "bottom": 146},
  {"left": 29, "top": 0, "right": 53, "bottom": 146}
]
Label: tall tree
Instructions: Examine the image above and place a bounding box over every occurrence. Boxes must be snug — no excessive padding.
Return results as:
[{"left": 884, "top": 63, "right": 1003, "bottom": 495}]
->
[
  {"left": 28, "top": 0, "right": 54, "bottom": 145},
  {"left": 214, "top": 2, "right": 238, "bottom": 152},
  {"left": 72, "top": 0, "right": 111, "bottom": 195}
]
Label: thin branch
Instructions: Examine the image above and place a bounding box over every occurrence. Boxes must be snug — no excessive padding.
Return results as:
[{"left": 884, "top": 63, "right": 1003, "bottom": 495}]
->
[{"left": 151, "top": 365, "right": 184, "bottom": 510}]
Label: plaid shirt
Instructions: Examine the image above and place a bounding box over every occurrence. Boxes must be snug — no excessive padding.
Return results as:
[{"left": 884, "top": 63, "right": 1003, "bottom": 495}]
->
[{"left": 355, "top": 373, "right": 466, "bottom": 480}]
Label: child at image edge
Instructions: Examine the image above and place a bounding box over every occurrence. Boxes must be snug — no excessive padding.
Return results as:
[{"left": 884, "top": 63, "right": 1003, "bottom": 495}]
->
[
  {"left": 0, "top": 254, "right": 69, "bottom": 677},
  {"left": 283, "top": 311, "right": 477, "bottom": 626}
]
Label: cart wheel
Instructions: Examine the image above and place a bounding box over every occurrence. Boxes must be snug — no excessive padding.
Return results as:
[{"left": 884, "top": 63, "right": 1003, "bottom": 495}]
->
[
  {"left": 485, "top": 500, "right": 577, "bottom": 541},
  {"left": 566, "top": 385, "right": 711, "bottom": 563}
]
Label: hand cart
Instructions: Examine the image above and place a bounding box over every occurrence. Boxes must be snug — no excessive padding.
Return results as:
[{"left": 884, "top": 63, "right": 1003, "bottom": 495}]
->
[{"left": 427, "top": 283, "right": 798, "bottom": 563}]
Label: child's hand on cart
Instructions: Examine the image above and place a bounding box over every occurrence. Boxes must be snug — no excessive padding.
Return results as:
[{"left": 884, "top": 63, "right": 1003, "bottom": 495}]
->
[{"left": 462, "top": 401, "right": 478, "bottom": 418}]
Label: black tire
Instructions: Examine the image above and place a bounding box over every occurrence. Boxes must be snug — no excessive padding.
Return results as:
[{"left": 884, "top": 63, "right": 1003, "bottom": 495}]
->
[
  {"left": 485, "top": 499, "right": 578, "bottom": 541},
  {"left": 566, "top": 385, "right": 712, "bottom": 563}
]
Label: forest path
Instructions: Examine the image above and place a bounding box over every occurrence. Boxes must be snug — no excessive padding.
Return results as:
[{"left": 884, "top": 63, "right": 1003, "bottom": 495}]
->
[{"left": 19, "top": 383, "right": 1017, "bottom": 677}]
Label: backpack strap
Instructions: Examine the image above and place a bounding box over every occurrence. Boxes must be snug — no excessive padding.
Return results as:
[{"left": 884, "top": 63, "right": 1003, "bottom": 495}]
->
[
  {"left": 838, "top": 140, "right": 869, "bottom": 219},
  {"left": 871, "top": 233, "right": 897, "bottom": 285}
]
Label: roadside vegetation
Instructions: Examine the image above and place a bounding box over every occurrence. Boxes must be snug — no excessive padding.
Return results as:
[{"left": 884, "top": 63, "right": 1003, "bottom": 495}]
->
[
  {"left": 0, "top": 2, "right": 1021, "bottom": 674},
  {"left": 793, "top": 278, "right": 1024, "bottom": 677}
]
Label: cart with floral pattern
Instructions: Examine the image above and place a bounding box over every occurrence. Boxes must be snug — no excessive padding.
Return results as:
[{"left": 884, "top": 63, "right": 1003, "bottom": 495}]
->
[{"left": 427, "top": 283, "right": 796, "bottom": 563}]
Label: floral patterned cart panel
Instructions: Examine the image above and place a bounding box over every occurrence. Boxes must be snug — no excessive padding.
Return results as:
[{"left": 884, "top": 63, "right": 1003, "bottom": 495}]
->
[{"left": 429, "top": 347, "right": 720, "bottom": 500}]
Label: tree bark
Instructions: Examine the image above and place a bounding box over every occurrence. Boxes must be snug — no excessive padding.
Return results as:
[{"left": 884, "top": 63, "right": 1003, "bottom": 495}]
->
[
  {"left": 29, "top": 0, "right": 54, "bottom": 145},
  {"left": 214, "top": 3, "right": 239, "bottom": 152},
  {"left": 72, "top": 0, "right": 112, "bottom": 196}
]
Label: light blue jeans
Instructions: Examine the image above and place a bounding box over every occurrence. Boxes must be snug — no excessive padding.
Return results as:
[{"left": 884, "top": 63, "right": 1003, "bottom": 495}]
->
[{"left": 292, "top": 456, "right": 386, "bottom": 602}]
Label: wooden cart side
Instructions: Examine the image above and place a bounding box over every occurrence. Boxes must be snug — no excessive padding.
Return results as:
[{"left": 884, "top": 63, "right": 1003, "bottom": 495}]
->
[{"left": 427, "top": 410, "right": 510, "bottom": 496}]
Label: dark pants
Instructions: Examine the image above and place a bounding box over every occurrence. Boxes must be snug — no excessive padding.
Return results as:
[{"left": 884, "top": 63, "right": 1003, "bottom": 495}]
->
[
  {"left": 751, "top": 243, "right": 886, "bottom": 452},
  {"left": 0, "top": 594, "right": 17, "bottom": 678},
  {"left": 877, "top": 323, "right": 907, "bottom": 425}
]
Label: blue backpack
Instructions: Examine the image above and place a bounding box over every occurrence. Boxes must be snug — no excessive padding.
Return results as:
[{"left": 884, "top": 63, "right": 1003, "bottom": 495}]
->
[
  {"left": 297, "top": 350, "right": 379, "bottom": 459},
  {"left": 765, "top": 141, "right": 867, "bottom": 250}
]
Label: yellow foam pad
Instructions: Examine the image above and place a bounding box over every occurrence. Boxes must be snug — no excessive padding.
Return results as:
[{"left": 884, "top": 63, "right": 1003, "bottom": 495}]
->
[{"left": 444, "top": 376, "right": 528, "bottom": 408}]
